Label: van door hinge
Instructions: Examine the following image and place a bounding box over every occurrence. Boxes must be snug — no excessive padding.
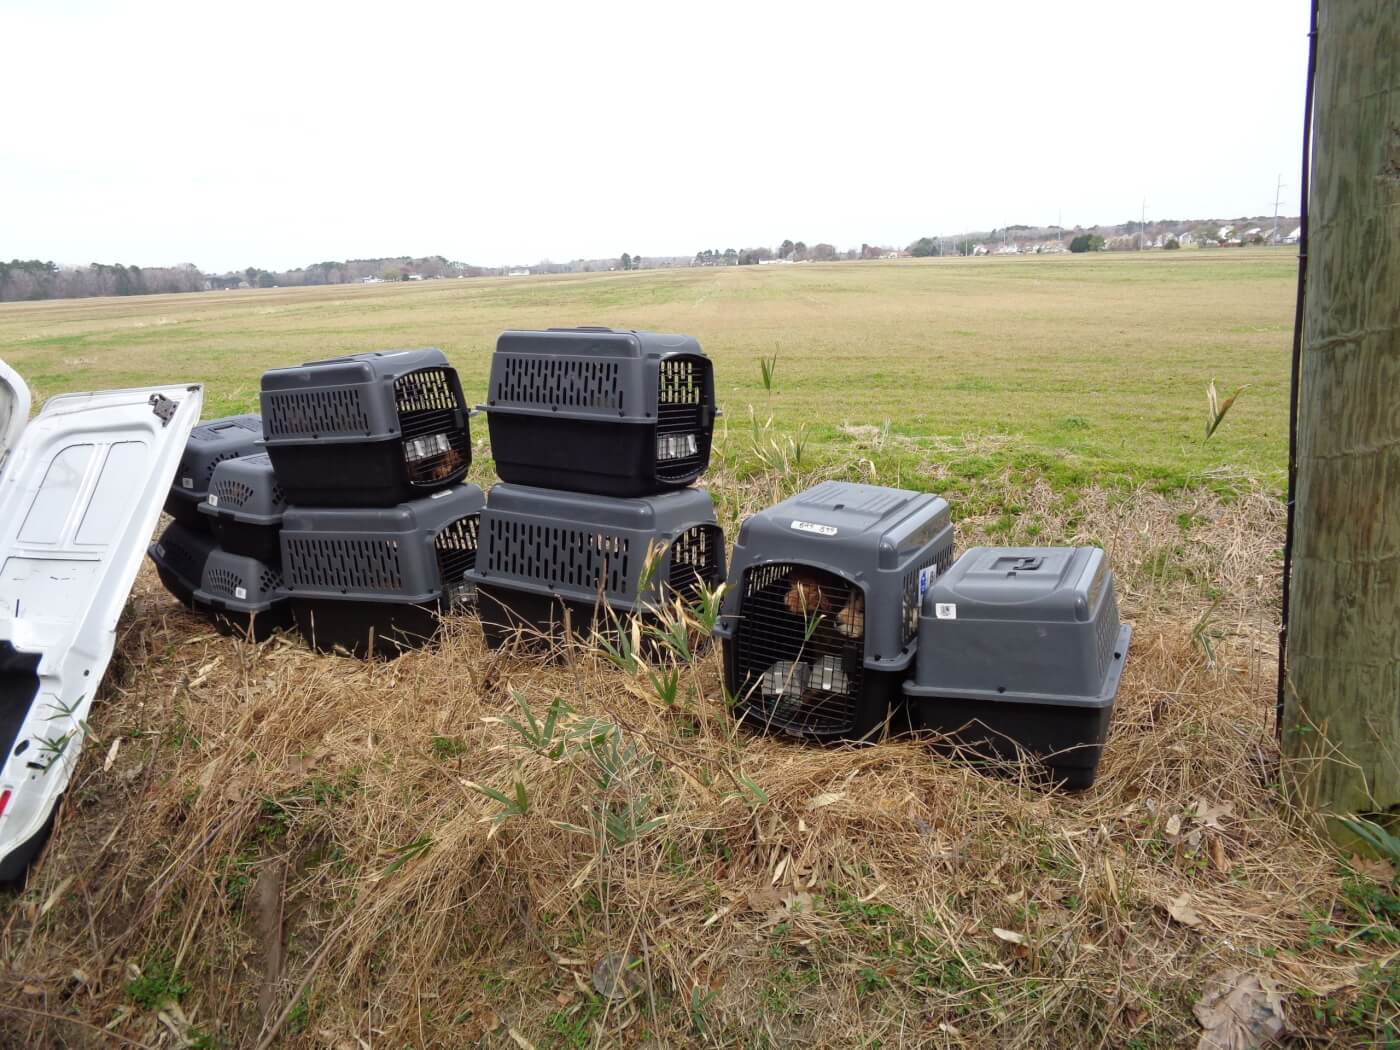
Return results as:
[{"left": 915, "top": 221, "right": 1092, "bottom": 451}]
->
[{"left": 148, "top": 393, "right": 178, "bottom": 426}]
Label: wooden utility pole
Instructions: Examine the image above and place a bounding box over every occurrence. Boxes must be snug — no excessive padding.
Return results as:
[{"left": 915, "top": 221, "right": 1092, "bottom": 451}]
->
[{"left": 1282, "top": 0, "right": 1400, "bottom": 841}]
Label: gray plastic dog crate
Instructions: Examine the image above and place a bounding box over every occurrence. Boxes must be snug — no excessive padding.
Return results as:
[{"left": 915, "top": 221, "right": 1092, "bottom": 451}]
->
[
  {"left": 714, "top": 481, "right": 954, "bottom": 741},
  {"left": 481, "top": 328, "right": 715, "bottom": 497},
  {"left": 148, "top": 521, "right": 220, "bottom": 608},
  {"left": 279, "top": 483, "right": 485, "bottom": 658},
  {"left": 193, "top": 548, "right": 293, "bottom": 641},
  {"left": 467, "top": 483, "right": 725, "bottom": 649},
  {"left": 164, "top": 415, "right": 263, "bottom": 528},
  {"left": 903, "top": 546, "right": 1131, "bottom": 790},
  {"left": 198, "top": 453, "right": 285, "bottom": 562},
  {"left": 260, "top": 349, "right": 471, "bottom": 507}
]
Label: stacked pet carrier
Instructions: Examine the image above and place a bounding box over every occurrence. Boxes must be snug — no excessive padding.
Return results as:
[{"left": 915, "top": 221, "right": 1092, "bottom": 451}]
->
[
  {"left": 469, "top": 328, "right": 725, "bottom": 647},
  {"left": 262, "top": 349, "right": 481, "bottom": 657},
  {"left": 150, "top": 349, "right": 482, "bottom": 658},
  {"left": 714, "top": 483, "right": 1132, "bottom": 787},
  {"left": 148, "top": 416, "right": 293, "bottom": 639}
]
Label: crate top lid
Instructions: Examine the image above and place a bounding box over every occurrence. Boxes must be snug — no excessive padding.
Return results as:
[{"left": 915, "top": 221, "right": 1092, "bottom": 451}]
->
[
  {"left": 200, "top": 453, "right": 285, "bottom": 523},
  {"left": 209, "top": 450, "right": 275, "bottom": 477},
  {"left": 261, "top": 348, "right": 449, "bottom": 391},
  {"left": 926, "top": 546, "right": 1108, "bottom": 623},
  {"left": 482, "top": 482, "right": 716, "bottom": 532},
  {"left": 495, "top": 328, "right": 704, "bottom": 360},
  {"left": 281, "top": 482, "right": 484, "bottom": 536},
  {"left": 186, "top": 414, "right": 261, "bottom": 446},
  {"left": 739, "top": 481, "right": 950, "bottom": 571}
]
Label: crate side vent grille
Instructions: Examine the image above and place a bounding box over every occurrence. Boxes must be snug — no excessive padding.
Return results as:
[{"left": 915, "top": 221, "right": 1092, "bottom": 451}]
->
[
  {"left": 211, "top": 478, "right": 254, "bottom": 508},
  {"left": 264, "top": 388, "right": 369, "bottom": 437},
  {"left": 284, "top": 537, "right": 404, "bottom": 592},
  {"left": 494, "top": 356, "right": 623, "bottom": 411},
  {"left": 483, "top": 518, "right": 631, "bottom": 595},
  {"left": 161, "top": 535, "right": 206, "bottom": 581}
]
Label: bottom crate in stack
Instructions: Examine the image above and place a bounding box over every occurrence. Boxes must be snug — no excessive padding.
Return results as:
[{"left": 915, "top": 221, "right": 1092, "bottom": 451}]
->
[
  {"left": 902, "top": 546, "right": 1131, "bottom": 790},
  {"left": 148, "top": 521, "right": 292, "bottom": 639},
  {"left": 466, "top": 484, "right": 725, "bottom": 651},
  {"left": 148, "top": 521, "right": 218, "bottom": 608},
  {"left": 714, "top": 481, "right": 955, "bottom": 742},
  {"left": 193, "top": 549, "right": 294, "bottom": 640},
  {"left": 278, "top": 484, "right": 484, "bottom": 659}
]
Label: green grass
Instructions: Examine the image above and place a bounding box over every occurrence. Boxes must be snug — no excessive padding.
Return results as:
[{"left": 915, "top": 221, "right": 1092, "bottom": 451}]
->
[{"left": 0, "top": 249, "right": 1295, "bottom": 493}]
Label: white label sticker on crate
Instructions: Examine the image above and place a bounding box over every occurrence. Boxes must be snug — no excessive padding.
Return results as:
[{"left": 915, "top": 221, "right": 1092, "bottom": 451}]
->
[
  {"left": 791, "top": 520, "right": 838, "bottom": 536},
  {"left": 207, "top": 494, "right": 219, "bottom": 507},
  {"left": 181, "top": 476, "right": 193, "bottom": 489},
  {"left": 935, "top": 603, "right": 957, "bottom": 620},
  {"left": 235, "top": 586, "right": 248, "bottom": 600},
  {"left": 918, "top": 565, "right": 939, "bottom": 598}
]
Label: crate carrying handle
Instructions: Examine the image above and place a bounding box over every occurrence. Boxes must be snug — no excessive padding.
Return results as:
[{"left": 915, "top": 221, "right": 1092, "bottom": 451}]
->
[{"left": 1010, "top": 556, "right": 1043, "bottom": 572}]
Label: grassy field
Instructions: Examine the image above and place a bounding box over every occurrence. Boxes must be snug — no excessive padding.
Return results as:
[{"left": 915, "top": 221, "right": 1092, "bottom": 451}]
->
[
  {"left": 5, "top": 251, "right": 1396, "bottom": 1050},
  {"left": 0, "top": 249, "right": 1296, "bottom": 495}
]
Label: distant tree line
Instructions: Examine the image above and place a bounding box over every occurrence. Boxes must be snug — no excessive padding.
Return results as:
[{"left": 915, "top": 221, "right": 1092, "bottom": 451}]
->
[
  {"left": 0, "top": 255, "right": 501, "bottom": 303},
  {"left": 692, "top": 239, "right": 842, "bottom": 266},
  {"left": 0, "top": 259, "right": 206, "bottom": 302}
]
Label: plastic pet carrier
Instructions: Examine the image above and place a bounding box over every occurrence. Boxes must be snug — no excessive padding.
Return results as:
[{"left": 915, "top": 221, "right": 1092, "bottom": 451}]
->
[
  {"left": 260, "top": 349, "right": 471, "bottom": 507},
  {"left": 192, "top": 549, "right": 293, "bottom": 640},
  {"left": 467, "top": 483, "right": 725, "bottom": 649},
  {"left": 163, "top": 415, "right": 263, "bottom": 528},
  {"left": 903, "top": 546, "right": 1131, "bottom": 790},
  {"left": 279, "top": 483, "right": 485, "bottom": 658},
  {"left": 198, "top": 453, "right": 285, "bottom": 561},
  {"left": 482, "top": 328, "right": 715, "bottom": 497},
  {"left": 714, "top": 481, "right": 954, "bottom": 742},
  {"left": 148, "top": 521, "right": 219, "bottom": 609}
]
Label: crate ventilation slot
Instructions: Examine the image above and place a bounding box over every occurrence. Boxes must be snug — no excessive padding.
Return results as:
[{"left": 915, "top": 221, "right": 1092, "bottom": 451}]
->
[
  {"left": 284, "top": 537, "right": 404, "bottom": 593},
  {"left": 493, "top": 357, "right": 624, "bottom": 411},
  {"left": 482, "top": 518, "right": 632, "bottom": 595}
]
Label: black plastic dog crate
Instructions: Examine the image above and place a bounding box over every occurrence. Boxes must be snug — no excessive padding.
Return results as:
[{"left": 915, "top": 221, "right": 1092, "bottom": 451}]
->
[
  {"left": 714, "top": 481, "right": 954, "bottom": 742},
  {"left": 467, "top": 483, "right": 725, "bottom": 649},
  {"left": 904, "top": 547, "right": 1131, "bottom": 790},
  {"left": 481, "top": 328, "right": 715, "bottom": 497},
  {"left": 198, "top": 453, "right": 285, "bottom": 562},
  {"left": 148, "top": 521, "right": 219, "bottom": 608},
  {"left": 278, "top": 483, "right": 485, "bottom": 658},
  {"left": 260, "top": 349, "right": 471, "bottom": 507},
  {"left": 193, "top": 549, "right": 293, "bottom": 641},
  {"left": 164, "top": 415, "right": 263, "bottom": 528}
]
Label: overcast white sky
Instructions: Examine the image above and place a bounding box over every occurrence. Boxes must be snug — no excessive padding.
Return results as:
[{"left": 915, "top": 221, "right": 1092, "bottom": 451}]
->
[{"left": 1, "top": 0, "right": 1309, "bottom": 272}]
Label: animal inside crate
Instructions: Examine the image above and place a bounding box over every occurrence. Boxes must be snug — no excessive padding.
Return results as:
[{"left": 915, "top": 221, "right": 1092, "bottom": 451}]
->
[
  {"left": 148, "top": 520, "right": 219, "bottom": 608},
  {"left": 714, "top": 481, "right": 954, "bottom": 741},
  {"left": 198, "top": 453, "right": 285, "bottom": 562},
  {"left": 467, "top": 483, "right": 725, "bottom": 650},
  {"left": 278, "top": 483, "right": 485, "bottom": 658},
  {"left": 481, "top": 327, "right": 715, "bottom": 497},
  {"left": 260, "top": 349, "right": 471, "bottom": 507},
  {"left": 903, "top": 546, "right": 1131, "bottom": 790},
  {"left": 192, "top": 548, "right": 293, "bottom": 641},
  {"left": 163, "top": 414, "right": 263, "bottom": 528}
]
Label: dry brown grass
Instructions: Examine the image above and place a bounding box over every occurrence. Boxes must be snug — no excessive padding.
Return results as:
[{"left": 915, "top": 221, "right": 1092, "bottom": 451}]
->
[{"left": 1, "top": 460, "right": 1395, "bottom": 1050}]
